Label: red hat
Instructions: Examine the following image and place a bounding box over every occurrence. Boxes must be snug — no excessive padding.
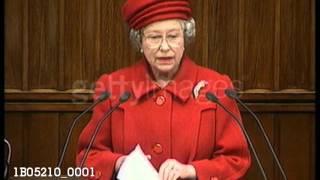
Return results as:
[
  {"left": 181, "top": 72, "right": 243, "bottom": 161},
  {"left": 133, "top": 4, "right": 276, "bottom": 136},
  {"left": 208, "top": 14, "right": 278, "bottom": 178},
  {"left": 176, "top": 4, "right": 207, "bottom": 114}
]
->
[{"left": 122, "top": 0, "right": 192, "bottom": 29}]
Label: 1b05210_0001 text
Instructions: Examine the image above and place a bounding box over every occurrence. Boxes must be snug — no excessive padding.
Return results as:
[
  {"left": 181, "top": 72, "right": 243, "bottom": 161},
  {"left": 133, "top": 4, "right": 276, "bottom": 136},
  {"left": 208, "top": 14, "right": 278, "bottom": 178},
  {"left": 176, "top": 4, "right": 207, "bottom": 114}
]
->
[{"left": 13, "top": 167, "right": 95, "bottom": 178}]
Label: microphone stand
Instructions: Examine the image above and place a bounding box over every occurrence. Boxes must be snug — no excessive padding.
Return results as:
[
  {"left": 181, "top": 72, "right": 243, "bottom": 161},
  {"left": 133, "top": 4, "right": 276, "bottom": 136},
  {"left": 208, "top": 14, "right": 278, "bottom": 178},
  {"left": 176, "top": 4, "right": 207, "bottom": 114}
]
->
[
  {"left": 57, "top": 91, "right": 110, "bottom": 168},
  {"left": 225, "top": 89, "right": 287, "bottom": 180},
  {"left": 206, "top": 92, "right": 268, "bottom": 180},
  {"left": 79, "top": 92, "right": 131, "bottom": 168}
]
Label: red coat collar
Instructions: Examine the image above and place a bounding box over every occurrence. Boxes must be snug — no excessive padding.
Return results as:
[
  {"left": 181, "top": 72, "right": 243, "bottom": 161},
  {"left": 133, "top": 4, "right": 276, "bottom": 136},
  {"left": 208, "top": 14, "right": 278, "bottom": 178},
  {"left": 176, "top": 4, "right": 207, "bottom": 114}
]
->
[{"left": 131, "top": 56, "right": 198, "bottom": 102}]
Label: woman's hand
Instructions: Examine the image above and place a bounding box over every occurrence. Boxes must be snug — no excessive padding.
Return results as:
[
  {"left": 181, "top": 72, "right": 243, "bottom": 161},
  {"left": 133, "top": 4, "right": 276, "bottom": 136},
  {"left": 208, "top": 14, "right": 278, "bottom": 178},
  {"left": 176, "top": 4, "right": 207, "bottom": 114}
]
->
[{"left": 159, "top": 159, "right": 196, "bottom": 180}]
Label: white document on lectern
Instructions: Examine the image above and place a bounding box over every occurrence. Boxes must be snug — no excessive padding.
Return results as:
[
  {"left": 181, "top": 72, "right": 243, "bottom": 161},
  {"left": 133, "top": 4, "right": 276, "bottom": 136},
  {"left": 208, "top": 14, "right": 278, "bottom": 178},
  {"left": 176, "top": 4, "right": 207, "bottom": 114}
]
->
[{"left": 117, "top": 144, "right": 159, "bottom": 180}]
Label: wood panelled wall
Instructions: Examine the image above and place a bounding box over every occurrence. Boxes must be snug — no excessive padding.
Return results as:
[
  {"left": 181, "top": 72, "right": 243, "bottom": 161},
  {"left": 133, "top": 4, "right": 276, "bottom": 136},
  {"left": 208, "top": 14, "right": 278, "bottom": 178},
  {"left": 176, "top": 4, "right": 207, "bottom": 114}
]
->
[{"left": 5, "top": 0, "right": 315, "bottom": 179}]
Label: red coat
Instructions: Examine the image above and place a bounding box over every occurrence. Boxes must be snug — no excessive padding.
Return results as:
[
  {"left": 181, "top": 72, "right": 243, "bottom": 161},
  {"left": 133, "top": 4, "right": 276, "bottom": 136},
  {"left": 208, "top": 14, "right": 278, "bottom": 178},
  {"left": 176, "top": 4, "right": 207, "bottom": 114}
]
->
[{"left": 76, "top": 56, "right": 251, "bottom": 180}]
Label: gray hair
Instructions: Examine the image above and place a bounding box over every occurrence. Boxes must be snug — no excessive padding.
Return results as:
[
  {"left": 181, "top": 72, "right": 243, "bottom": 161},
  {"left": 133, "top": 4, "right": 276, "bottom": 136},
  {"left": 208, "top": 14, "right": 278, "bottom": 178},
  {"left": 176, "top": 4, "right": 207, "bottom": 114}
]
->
[{"left": 129, "top": 18, "right": 196, "bottom": 50}]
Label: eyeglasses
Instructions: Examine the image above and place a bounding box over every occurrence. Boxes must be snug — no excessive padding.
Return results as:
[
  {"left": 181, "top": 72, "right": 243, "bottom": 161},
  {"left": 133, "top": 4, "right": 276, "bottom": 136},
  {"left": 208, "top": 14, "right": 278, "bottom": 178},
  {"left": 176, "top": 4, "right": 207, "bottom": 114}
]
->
[{"left": 142, "top": 32, "right": 184, "bottom": 49}]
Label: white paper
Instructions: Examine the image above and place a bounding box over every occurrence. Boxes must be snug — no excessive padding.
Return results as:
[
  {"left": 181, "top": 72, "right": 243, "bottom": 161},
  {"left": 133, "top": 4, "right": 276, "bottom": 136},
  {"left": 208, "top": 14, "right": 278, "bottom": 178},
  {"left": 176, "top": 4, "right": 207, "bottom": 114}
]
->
[{"left": 117, "top": 144, "right": 159, "bottom": 180}]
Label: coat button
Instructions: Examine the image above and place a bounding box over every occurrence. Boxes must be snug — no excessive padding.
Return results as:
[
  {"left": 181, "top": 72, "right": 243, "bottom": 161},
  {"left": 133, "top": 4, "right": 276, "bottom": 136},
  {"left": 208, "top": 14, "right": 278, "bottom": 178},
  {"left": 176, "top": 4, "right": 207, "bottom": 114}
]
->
[
  {"left": 155, "top": 95, "right": 166, "bottom": 106},
  {"left": 152, "top": 143, "right": 163, "bottom": 154},
  {"left": 93, "top": 170, "right": 101, "bottom": 179}
]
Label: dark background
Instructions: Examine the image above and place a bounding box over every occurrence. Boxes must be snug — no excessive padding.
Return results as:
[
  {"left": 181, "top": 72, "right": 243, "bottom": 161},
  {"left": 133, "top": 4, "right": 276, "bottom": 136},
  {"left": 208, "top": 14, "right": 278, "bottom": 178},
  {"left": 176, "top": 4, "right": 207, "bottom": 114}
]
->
[{"left": 4, "top": 0, "right": 315, "bottom": 179}]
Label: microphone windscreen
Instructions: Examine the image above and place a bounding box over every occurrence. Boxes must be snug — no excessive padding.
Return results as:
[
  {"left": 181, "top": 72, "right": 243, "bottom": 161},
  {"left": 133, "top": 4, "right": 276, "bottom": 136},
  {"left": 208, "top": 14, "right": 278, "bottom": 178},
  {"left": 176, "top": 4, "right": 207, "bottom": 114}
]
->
[
  {"left": 225, "top": 89, "right": 238, "bottom": 99},
  {"left": 120, "top": 92, "right": 131, "bottom": 103},
  {"left": 206, "top": 92, "right": 219, "bottom": 103},
  {"left": 98, "top": 91, "right": 110, "bottom": 101}
]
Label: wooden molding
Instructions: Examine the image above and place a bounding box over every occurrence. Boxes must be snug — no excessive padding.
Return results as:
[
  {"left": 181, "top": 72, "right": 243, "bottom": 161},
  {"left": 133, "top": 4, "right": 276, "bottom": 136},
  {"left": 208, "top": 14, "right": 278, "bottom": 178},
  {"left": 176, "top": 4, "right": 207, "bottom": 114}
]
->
[
  {"left": 5, "top": 89, "right": 315, "bottom": 103},
  {"left": 5, "top": 102, "right": 315, "bottom": 112}
]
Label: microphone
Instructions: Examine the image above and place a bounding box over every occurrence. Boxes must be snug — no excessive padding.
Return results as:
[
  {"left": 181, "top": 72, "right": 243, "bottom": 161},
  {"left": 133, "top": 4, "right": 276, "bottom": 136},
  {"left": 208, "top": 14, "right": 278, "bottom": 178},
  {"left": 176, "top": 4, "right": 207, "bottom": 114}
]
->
[
  {"left": 225, "top": 89, "right": 287, "bottom": 180},
  {"left": 206, "top": 92, "right": 268, "bottom": 180},
  {"left": 57, "top": 91, "right": 110, "bottom": 168},
  {"left": 79, "top": 91, "right": 131, "bottom": 168}
]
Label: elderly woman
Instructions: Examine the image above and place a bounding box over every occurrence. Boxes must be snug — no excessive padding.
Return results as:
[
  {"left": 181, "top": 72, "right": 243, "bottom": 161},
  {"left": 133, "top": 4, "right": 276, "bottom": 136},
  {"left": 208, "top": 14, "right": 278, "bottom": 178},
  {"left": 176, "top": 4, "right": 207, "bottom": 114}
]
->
[{"left": 76, "top": 0, "right": 251, "bottom": 179}]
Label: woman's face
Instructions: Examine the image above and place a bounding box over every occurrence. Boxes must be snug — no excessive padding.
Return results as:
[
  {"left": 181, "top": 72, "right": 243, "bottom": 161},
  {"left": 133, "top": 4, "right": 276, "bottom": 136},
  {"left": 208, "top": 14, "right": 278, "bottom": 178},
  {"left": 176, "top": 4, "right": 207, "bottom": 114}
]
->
[{"left": 141, "top": 19, "right": 185, "bottom": 76}]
